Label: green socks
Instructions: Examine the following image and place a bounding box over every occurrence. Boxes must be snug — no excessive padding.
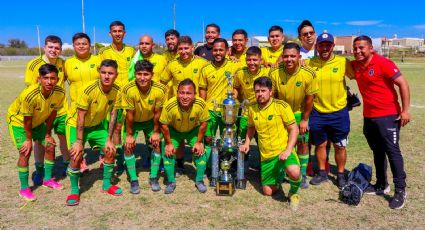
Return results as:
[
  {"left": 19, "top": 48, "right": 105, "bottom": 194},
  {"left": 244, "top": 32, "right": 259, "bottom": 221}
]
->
[
  {"left": 288, "top": 176, "right": 302, "bottom": 195},
  {"left": 35, "top": 162, "right": 44, "bottom": 175},
  {"left": 18, "top": 166, "right": 29, "bottom": 189},
  {"left": 67, "top": 167, "right": 80, "bottom": 195},
  {"left": 102, "top": 163, "right": 114, "bottom": 190},
  {"left": 298, "top": 153, "right": 309, "bottom": 177},
  {"left": 124, "top": 155, "right": 138, "bottom": 181},
  {"left": 150, "top": 151, "right": 162, "bottom": 179},
  {"left": 163, "top": 154, "right": 176, "bottom": 183},
  {"left": 193, "top": 153, "right": 207, "bottom": 182},
  {"left": 44, "top": 159, "right": 55, "bottom": 180}
]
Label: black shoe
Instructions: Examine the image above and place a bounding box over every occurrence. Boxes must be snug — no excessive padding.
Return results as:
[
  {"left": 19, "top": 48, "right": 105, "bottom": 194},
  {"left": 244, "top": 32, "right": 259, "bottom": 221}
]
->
[
  {"left": 175, "top": 166, "right": 185, "bottom": 178},
  {"left": 337, "top": 173, "right": 346, "bottom": 189},
  {"left": 310, "top": 172, "right": 328, "bottom": 185},
  {"left": 364, "top": 184, "right": 391, "bottom": 195},
  {"left": 195, "top": 181, "right": 207, "bottom": 193},
  {"left": 130, "top": 180, "right": 140, "bottom": 194},
  {"left": 300, "top": 175, "right": 309, "bottom": 189},
  {"left": 149, "top": 178, "right": 161, "bottom": 192},
  {"left": 164, "top": 182, "right": 176, "bottom": 194},
  {"left": 389, "top": 190, "right": 407, "bottom": 209}
]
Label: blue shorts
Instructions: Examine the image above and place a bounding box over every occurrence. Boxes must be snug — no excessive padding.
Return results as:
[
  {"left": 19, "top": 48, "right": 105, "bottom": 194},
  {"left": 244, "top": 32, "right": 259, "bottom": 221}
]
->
[{"left": 309, "top": 107, "right": 350, "bottom": 146}]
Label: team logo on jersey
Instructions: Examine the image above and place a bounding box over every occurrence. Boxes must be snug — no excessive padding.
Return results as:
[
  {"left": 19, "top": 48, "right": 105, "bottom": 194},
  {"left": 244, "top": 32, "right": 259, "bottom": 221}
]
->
[
  {"left": 193, "top": 68, "right": 198, "bottom": 74},
  {"left": 127, "top": 57, "right": 131, "bottom": 61},
  {"left": 269, "top": 55, "right": 273, "bottom": 59},
  {"left": 148, "top": 100, "right": 154, "bottom": 105},
  {"left": 368, "top": 69, "right": 375, "bottom": 76},
  {"left": 74, "top": 66, "right": 78, "bottom": 70},
  {"left": 190, "top": 117, "right": 195, "bottom": 121},
  {"left": 58, "top": 67, "right": 63, "bottom": 72},
  {"left": 245, "top": 81, "right": 250, "bottom": 85},
  {"left": 332, "top": 68, "right": 338, "bottom": 73},
  {"left": 296, "top": 81, "right": 302, "bottom": 87},
  {"left": 108, "top": 100, "right": 114, "bottom": 105},
  {"left": 90, "top": 64, "right": 95, "bottom": 68},
  {"left": 254, "top": 117, "right": 258, "bottom": 120},
  {"left": 281, "top": 81, "right": 286, "bottom": 85},
  {"left": 268, "top": 115, "right": 273, "bottom": 120},
  {"left": 224, "top": 71, "right": 231, "bottom": 77},
  {"left": 211, "top": 75, "right": 216, "bottom": 79},
  {"left": 394, "top": 69, "right": 399, "bottom": 73}
]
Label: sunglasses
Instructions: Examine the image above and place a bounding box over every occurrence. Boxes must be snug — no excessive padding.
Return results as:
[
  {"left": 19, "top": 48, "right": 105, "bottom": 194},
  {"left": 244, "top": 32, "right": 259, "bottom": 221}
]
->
[{"left": 302, "top": 31, "right": 315, "bottom": 37}]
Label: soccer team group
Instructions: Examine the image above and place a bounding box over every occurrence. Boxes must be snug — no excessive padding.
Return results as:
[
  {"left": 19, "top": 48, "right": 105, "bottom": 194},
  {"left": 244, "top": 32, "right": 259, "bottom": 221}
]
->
[{"left": 6, "top": 19, "right": 410, "bottom": 210}]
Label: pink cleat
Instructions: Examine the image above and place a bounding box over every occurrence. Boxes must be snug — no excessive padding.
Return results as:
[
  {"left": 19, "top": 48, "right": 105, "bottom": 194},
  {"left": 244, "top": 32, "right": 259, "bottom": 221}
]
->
[
  {"left": 19, "top": 188, "right": 36, "bottom": 201},
  {"left": 42, "top": 178, "right": 64, "bottom": 190}
]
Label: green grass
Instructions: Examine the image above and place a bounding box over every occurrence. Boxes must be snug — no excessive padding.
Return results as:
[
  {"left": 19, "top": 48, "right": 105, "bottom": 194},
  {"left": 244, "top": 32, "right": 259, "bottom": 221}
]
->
[{"left": 0, "top": 59, "right": 424, "bottom": 229}]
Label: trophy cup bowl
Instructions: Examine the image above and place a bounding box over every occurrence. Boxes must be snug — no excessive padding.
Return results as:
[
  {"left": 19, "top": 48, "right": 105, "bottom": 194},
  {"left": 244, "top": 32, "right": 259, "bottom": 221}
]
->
[{"left": 216, "top": 159, "right": 236, "bottom": 196}]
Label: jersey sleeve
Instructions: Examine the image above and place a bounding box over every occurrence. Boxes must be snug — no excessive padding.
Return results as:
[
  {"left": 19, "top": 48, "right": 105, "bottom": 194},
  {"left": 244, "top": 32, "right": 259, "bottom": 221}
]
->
[
  {"left": 114, "top": 90, "right": 123, "bottom": 109},
  {"left": 159, "top": 108, "right": 171, "bottom": 125},
  {"left": 122, "top": 90, "right": 134, "bottom": 110},
  {"left": 381, "top": 58, "right": 402, "bottom": 80},
  {"left": 53, "top": 92, "right": 65, "bottom": 110},
  {"left": 306, "top": 71, "right": 319, "bottom": 95},
  {"left": 160, "top": 64, "right": 172, "bottom": 84},
  {"left": 198, "top": 67, "right": 208, "bottom": 89},
  {"left": 199, "top": 104, "right": 210, "bottom": 122},
  {"left": 24, "top": 62, "right": 36, "bottom": 86},
  {"left": 233, "top": 70, "right": 242, "bottom": 89},
  {"left": 280, "top": 103, "right": 296, "bottom": 126},
  {"left": 76, "top": 90, "right": 90, "bottom": 110},
  {"left": 155, "top": 89, "right": 166, "bottom": 108},
  {"left": 21, "top": 95, "right": 34, "bottom": 117}
]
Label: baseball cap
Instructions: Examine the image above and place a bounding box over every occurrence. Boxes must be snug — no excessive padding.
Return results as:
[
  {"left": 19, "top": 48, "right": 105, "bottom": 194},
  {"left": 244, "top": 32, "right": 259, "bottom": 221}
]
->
[{"left": 317, "top": 32, "right": 334, "bottom": 44}]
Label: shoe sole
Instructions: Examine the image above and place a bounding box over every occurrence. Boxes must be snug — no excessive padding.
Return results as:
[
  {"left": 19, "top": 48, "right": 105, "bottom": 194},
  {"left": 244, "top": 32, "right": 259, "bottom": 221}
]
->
[
  {"left": 310, "top": 179, "right": 329, "bottom": 185},
  {"left": 365, "top": 187, "right": 391, "bottom": 196},
  {"left": 391, "top": 192, "right": 407, "bottom": 210},
  {"left": 19, "top": 194, "right": 36, "bottom": 202}
]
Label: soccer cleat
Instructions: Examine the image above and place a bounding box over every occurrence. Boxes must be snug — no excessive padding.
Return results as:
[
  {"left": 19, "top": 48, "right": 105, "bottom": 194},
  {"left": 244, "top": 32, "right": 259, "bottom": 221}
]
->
[
  {"left": 32, "top": 171, "right": 43, "bottom": 186},
  {"left": 364, "top": 184, "right": 391, "bottom": 195},
  {"left": 300, "top": 175, "right": 309, "bottom": 189},
  {"left": 389, "top": 191, "right": 407, "bottom": 209},
  {"left": 164, "top": 182, "right": 176, "bottom": 194},
  {"left": 310, "top": 172, "right": 328, "bottom": 185},
  {"left": 289, "top": 193, "right": 300, "bottom": 211},
  {"left": 129, "top": 180, "right": 140, "bottom": 194},
  {"left": 149, "top": 178, "right": 161, "bottom": 192},
  {"left": 337, "top": 173, "right": 346, "bottom": 189},
  {"left": 42, "top": 178, "right": 64, "bottom": 190},
  {"left": 19, "top": 188, "right": 36, "bottom": 201},
  {"left": 175, "top": 166, "right": 185, "bottom": 178},
  {"left": 195, "top": 181, "right": 207, "bottom": 193}
]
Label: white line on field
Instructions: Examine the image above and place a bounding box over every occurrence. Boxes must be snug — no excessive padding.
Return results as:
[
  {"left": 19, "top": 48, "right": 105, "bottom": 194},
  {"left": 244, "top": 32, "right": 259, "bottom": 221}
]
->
[{"left": 412, "top": 104, "right": 425, "bottom": 108}]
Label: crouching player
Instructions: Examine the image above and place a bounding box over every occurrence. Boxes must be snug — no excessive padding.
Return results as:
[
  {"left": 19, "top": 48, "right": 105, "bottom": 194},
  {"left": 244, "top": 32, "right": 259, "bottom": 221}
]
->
[
  {"left": 7, "top": 64, "right": 65, "bottom": 201},
  {"left": 122, "top": 60, "right": 166, "bottom": 193},
  {"left": 240, "top": 77, "right": 302, "bottom": 211},
  {"left": 160, "top": 79, "right": 210, "bottom": 194},
  {"left": 65, "top": 60, "right": 122, "bottom": 206}
]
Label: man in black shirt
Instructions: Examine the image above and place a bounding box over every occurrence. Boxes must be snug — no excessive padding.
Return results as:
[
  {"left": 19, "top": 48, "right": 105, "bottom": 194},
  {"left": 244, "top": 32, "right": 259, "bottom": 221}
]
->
[{"left": 194, "top": 23, "right": 220, "bottom": 61}]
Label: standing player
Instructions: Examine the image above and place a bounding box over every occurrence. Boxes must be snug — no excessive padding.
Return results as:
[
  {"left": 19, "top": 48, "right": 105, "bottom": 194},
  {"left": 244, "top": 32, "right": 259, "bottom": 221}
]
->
[
  {"left": 269, "top": 43, "right": 318, "bottom": 189},
  {"left": 240, "top": 77, "right": 301, "bottom": 211},
  {"left": 194, "top": 23, "right": 221, "bottom": 61},
  {"left": 308, "top": 32, "right": 354, "bottom": 188},
  {"left": 297, "top": 20, "right": 317, "bottom": 60},
  {"left": 24, "top": 35, "right": 69, "bottom": 184},
  {"left": 134, "top": 35, "right": 167, "bottom": 82},
  {"left": 65, "top": 60, "right": 122, "bottom": 206},
  {"left": 229, "top": 29, "right": 249, "bottom": 63},
  {"left": 8, "top": 64, "right": 65, "bottom": 201},
  {"left": 352, "top": 35, "right": 410, "bottom": 209},
  {"left": 160, "top": 79, "right": 210, "bottom": 194},
  {"left": 163, "top": 29, "right": 180, "bottom": 63},
  {"left": 261, "top": 26, "right": 285, "bottom": 68},
  {"left": 122, "top": 60, "right": 167, "bottom": 193}
]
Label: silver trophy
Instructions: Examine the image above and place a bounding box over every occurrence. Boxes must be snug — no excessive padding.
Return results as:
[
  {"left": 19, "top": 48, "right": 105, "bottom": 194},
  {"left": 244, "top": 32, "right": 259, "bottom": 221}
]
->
[{"left": 210, "top": 72, "right": 247, "bottom": 195}]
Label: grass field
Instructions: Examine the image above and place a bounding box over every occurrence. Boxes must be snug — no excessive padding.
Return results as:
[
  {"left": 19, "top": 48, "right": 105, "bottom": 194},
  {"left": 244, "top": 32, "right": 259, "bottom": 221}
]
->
[{"left": 0, "top": 59, "right": 424, "bottom": 229}]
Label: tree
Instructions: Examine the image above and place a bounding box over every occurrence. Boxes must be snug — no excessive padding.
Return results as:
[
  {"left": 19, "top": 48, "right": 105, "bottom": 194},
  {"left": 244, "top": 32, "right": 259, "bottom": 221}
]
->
[{"left": 8, "top": 38, "right": 28, "bottom": 48}]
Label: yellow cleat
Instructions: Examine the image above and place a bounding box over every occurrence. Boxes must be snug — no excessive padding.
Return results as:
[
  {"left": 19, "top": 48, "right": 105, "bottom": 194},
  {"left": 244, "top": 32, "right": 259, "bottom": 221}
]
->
[{"left": 289, "top": 193, "right": 300, "bottom": 211}]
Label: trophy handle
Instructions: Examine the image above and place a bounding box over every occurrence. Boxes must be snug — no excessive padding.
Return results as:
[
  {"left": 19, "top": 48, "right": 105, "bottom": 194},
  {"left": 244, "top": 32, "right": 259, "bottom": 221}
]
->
[{"left": 240, "top": 99, "right": 249, "bottom": 114}]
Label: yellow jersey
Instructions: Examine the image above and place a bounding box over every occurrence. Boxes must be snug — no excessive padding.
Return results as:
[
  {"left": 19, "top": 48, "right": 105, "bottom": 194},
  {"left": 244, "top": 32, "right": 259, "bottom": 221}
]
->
[
  {"left": 160, "top": 57, "right": 209, "bottom": 96},
  {"left": 248, "top": 98, "right": 295, "bottom": 161},
  {"left": 98, "top": 44, "right": 135, "bottom": 87},
  {"left": 67, "top": 80, "right": 121, "bottom": 127},
  {"left": 163, "top": 51, "right": 178, "bottom": 63},
  {"left": 144, "top": 53, "right": 167, "bottom": 82},
  {"left": 269, "top": 65, "right": 319, "bottom": 113},
  {"left": 122, "top": 81, "right": 167, "bottom": 122},
  {"left": 234, "top": 66, "right": 271, "bottom": 105},
  {"left": 160, "top": 96, "right": 210, "bottom": 133},
  {"left": 65, "top": 54, "right": 101, "bottom": 104},
  {"left": 199, "top": 59, "right": 241, "bottom": 111},
  {"left": 7, "top": 84, "right": 65, "bottom": 128},
  {"left": 261, "top": 46, "right": 283, "bottom": 64},
  {"left": 308, "top": 55, "right": 351, "bottom": 113}
]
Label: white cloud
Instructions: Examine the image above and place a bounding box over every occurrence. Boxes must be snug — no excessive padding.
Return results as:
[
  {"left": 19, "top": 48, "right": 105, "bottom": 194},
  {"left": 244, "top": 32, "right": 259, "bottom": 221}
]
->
[
  {"left": 330, "top": 22, "right": 342, "bottom": 25},
  {"left": 280, "top": 19, "right": 299, "bottom": 23},
  {"left": 414, "top": 24, "right": 425, "bottom": 29},
  {"left": 315, "top": 21, "right": 328, "bottom": 24},
  {"left": 346, "top": 20, "right": 383, "bottom": 26}
]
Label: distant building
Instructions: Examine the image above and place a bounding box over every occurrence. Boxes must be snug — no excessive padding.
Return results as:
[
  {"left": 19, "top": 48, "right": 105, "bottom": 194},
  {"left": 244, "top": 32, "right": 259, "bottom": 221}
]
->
[
  {"left": 334, "top": 36, "right": 356, "bottom": 54},
  {"left": 391, "top": 38, "right": 424, "bottom": 48},
  {"left": 251, "top": 36, "right": 269, "bottom": 47}
]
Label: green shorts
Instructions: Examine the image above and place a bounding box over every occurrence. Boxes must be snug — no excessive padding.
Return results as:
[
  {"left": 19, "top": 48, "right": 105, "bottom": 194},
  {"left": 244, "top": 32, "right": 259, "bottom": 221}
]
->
[
  {"left": 53, "top": 114, "right": 66, "bottom": 135},
  {"left": 294, "top": 112, "right": 309, "bottom": 143},
  {"left": 8, "top": 124, "right": 46, "bottom": 149},
  {"left": 205, "top": 111, "right": 225, "bottom": 138},
  {"left": 261, "top": 151, "right": 300, "bottom": 186},
  {"left": 169, "top": 126, "right": 200, "bottom": 150},
  {"left": 66, "top": 121, "right": 108, "bottom": 150},
  {"left": 123, "top": 119, "right": 162, "bottom": 141}
]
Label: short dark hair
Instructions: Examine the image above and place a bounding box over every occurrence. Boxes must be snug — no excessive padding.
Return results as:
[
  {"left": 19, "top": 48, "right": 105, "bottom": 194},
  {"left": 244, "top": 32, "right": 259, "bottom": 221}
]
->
[
  {"left": 254, "top": 76, "right": 273, "bottom": 90},
  {"left": 206, "top": 23, "right": 220, "bottom": 33},
  {"left": 178, "top": 78, "right": 196, "bottom": 92},
  {"left": 232, "top": 29, "right": 248, "bottom": 39},
  {"left": 268, "top": 25, "right": 283, "bottom": 34},
  {"left": 38, "top": 63, "right": 58, "bottom": 76},
  {"left": 165, "top": 29, "right": 180, "bottom": 39},
  {"left": 109, "top": 21, "right": 125, "bottom": 30},
  {"left": 283, "top": 42, "right": 301, "bottom": 52},
  {"left": 72, "top": 32, "right": 91, "bottom": 44},
  {"left": 246, "top": 46, "right": 262, "bottom": 56},
  {"left": 178, "top": 36, "right": 193, "bottom": 46},
  {"left": 297, "top": 20, "right": 314, "bottom": 36},
  {"left": 45, "top": 35, "right": 62, "bottom": 46},
  {"left": 213, "top": 38, "right": 228, "bottom": 48},
  {"left": 100, "top": 59, "right": 118, "bottom": 70},
  {"left": 135, "top": 60, "right": 154, "bottom": 73},
  {"left": 353, "top": 35, "right": 373, "bottom": 46}
]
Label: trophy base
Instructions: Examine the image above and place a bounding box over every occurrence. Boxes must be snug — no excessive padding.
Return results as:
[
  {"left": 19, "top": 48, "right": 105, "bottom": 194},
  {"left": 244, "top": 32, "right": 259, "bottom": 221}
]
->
[
  {"left": 209, "top": 178, "right": 217, "bottom": 187},
  {"left": 235, "top": 179, "right": 247, "bottom": 189},
  {"left": 216, "top": 180, "right": 235, "bottom": 196}
]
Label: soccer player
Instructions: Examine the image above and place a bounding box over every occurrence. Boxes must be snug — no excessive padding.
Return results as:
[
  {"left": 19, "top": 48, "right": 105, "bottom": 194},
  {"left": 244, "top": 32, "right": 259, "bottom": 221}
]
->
[
  {"left": 135, "top": 35, "right": 167, "bottom": 82},
  {"left": 261, "top": 26, "right": 285, "bottom": 68},
  {"left": 65, "top": 32, "right": 101, "bottom": 173},
  {"left": 229, "top": 29, "right": 249, "bottom": 63},
  {"left": 352, "top": 35, "right": 410, "bottom": 209},
  {"left": 163, "top": 29, "right": 180, "bottom": 63},
  {"left": 160, "top": 79, "right": 210, "bottom": 194},
  {"left": 240, "top": 77, "right": 301, "bottom": 211},
  {"left": 24, "top": 35, "right": 69, "bottom": 184},
  {"left": 65, "top": 60, "right": 122, "bottom": 206},
  {"left": 308, "top": 32, "right": 354, "bottom": 188},
  {"left": 122, "top": 60, "right": 167, "bottom": 193},
  {"left": 8, "top": 64, "right": 65, "bottom": 201},
  {"left": 234, "top": 46, "right": 271, "bottom": 140},
  {"left": 199, "top": 38, "right": 241, "bottom": 179},
  {"left": 269, "top": 43, "right": 318, "bottom": 189},
  {"left": 297, "top": 20, "right": 317, "bottom": 60},
  {"left": 194, "top": 23, "right": 220, "bottom": 61}
]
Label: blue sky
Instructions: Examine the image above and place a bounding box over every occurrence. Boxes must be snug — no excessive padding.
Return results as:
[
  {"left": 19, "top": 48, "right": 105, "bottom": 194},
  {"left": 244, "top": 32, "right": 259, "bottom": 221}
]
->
[{"left": 1, "top": 0, "right": 424, "bottom": 47}]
